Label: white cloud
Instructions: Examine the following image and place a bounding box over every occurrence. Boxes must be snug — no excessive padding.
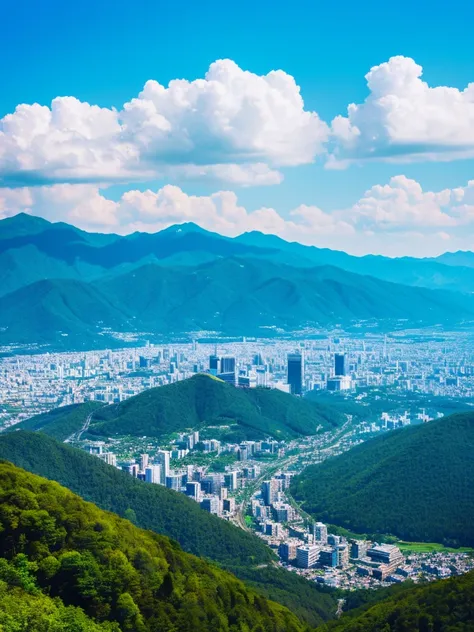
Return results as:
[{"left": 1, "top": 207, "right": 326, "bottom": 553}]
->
[
  {"left": 0, "top": 60, "right": 328, "bottom": 187},
  {"left": 3, "top": 176, "right": 474, "bottom": 256},
  {"left": 330, "top": 56, "right": 474, "bottom": 166}
]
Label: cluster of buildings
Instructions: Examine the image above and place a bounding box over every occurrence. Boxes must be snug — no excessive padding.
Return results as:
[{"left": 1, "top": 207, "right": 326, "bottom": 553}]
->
[
  {"left": 4, "top": 330, "right": 474, "bottom": 430},
  {"left": 89, "top": 431, "right": 288, "bottom": 519}
]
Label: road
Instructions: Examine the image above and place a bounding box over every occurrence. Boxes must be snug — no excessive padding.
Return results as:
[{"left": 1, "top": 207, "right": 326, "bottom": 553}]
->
[
  {"left": 65, "top": 411, "right": 94, "bottom": 443},
  {"left": 232, "top": 419, "right": 353, "bottom": 533}
]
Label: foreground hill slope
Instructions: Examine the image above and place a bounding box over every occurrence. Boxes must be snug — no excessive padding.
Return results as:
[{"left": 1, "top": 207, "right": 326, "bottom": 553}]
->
[
  {"left": 0, "top": 460, "right": 304, "bottom": 632},
  {"left": 0, "top": 431, "right": 337, "bottom": 626},
  {"left": 291, "top": 412, "right": 474, "bottom": 546},
  {"left": 320, "top": 570, "right": 474, "bottom": 632},
  {"left": 88, "top": 373, "right": 342, "bottom": 440}
]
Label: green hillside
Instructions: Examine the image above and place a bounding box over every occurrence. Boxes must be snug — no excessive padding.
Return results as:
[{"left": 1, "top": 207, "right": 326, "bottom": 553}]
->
[
  {"left": 320, "top": 571, "right": 474, "bottom": 631},
  {"left": 0, "top": 460, "right": 304, "bottom": 632},
  {"left": 14, "top": 401, "right": 104, "bottom": 441},
  {"left": 291, "top": 412, "right": 474, "bottom": 546},
  {"left": 3, "top": 237, "right": 474, "bottom": 349},
  {"left": 0, "top": 278, "right": 132, "bottom": 347},
  {"left": 89, "top": 374, "right": 342, "bottom": 440},
  {"left": 0, "top": 431, "right": 337, "bottom": 627}
]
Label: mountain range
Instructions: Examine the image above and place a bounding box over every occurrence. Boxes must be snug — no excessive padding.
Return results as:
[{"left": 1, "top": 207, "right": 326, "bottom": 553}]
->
[
  {"left": 2, "top": 213, "right": 474, "bottom": 348},
  {"left": 290, "top": 411, "right": 474, "bottom": 546},
  {"left": 13, "top": 374, "right": 343, "bottom": 442}
]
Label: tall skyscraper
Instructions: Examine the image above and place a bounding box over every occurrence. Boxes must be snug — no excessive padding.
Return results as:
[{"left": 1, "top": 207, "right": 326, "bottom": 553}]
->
[
  {"left": 335, "top": 353, "right": 348, "bottom": 376},
  {"left": 209, "top": 354, "right": 219, "bottom": 375},
  {"left": 156, "top": 450, "right": 170, "bottom": 484},
  {"left": 220, "top": 357, "right": 236, "bottom": 373},
  {"left": 287, "top": 353, "right": 303, "bottom": 395},
  {"left": 145, "top": 465, "right": 161, "bottom": 484},
  {"left": 140, "top": 453, "right": 149, "bottom": 471},
  {"left": 313, "top": 521, "right": 328, "bottom": 544},
  {"left": 261, "top": 479, "right": 278, "bottom": 506}
]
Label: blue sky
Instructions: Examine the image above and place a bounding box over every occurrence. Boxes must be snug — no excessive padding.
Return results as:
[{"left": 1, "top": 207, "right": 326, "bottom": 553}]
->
[{"left": 2, "top": 0, "right": 474, "bottom": 255}]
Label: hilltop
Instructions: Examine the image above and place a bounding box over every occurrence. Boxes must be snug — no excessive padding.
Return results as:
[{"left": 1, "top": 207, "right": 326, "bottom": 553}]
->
[
  {"left": 291, "top": 412, "right": 474, "bottom": 546},
  {"left": 86, "top": 374, "right": 342, "bottom": 441},
  {"left": 0, "top": 431, "right": 338, "bottom": 627},
  {"left": 0, "top": 459, "right": 304, "bottom": 632}
]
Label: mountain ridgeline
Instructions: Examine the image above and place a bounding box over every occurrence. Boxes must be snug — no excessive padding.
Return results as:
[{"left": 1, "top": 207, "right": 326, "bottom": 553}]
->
[
  {"left": 15, "top": 374, "right": 343, "bottom": 442},
  {"left": 291, "top": 411, "right": 474, "bottom": 546},
  {"left": 0, "top": 460, "right": 305, "bottom": 632},
  {"left": 2, "top": 214, "right": 474, "bottom": 348},
  {"left": 0, "top": 431, "right": 338, "bottom": 627}
]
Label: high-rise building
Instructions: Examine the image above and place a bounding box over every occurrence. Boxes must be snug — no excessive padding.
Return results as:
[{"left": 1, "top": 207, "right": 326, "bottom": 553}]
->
[
  {"left": 224, "top": 471, "right": 238, "bottom": 491},
  {"left": 100, "top": 452, "right": 117, "bottom": 466},
  {"left": 287, "top": 353, "right": 303, "bottom": 395},
  {"left": 296, "top": 544, "right": 320, "bottom": 568},
  {"left": 220, "top": 357, "right": 236, "bottom": 373},
  {"left": 278, "top": 542, "right": 297, "bottom": 562},
  {"left": 185, "top": 481, "right": 201, "bottom": 501},
  {"left": 165, "top": 474, "right": 182, "bottom": 491},
  {"left": 335, "top": 353, "right": 348, "bottom": 377},
  {"left": 313, "top": 522, "right": 328, "bottom": 544},
  {"left": 261, "top": 479, "right": 278, "bottom": 506},
  {"left": 140, "top": 453, "right": 149, "bottom": 471},
  {"left": 145, "top": 465, "right": 161, "bottom": 484},
  {"left": 209, "top": 355, "right": 219, "bottom": 375},
  {"left": 156, "top": 450, "right": 170, "bottom": 483},
  {"left": 200, "top": 497, "right": 221, "bottom": 515}
]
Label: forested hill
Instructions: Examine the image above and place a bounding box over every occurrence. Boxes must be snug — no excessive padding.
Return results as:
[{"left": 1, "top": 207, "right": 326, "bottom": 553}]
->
[
  {"left": 0, "top": 460, "right": 304, "bottom": 632},
  {"left": 0, "top": 431, "right": 338, "bottom": 627},
  {"left": 88, "top": 373, "right": 342, "bottom": 440},
  {"left": 319, "top": 571, "right": 474, "bottom": 631},
  {"left": 291, "top": 412, "right": 474, "bottom": 546},
  {"left": 12, "top": 400, "right": 104, "bottom": 441}
]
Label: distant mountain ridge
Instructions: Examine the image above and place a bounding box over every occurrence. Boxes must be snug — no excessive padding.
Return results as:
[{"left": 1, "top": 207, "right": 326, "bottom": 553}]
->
[
  {"left": 290, "top": 411, "right": 474, "bottom": 546},
  {"left": 2, "top": 213, "right": 474, "bottom": 348}
]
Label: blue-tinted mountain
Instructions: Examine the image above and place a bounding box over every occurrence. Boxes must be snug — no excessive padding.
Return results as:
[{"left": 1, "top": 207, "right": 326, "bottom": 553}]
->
[
  {"left": 1, "top": 256, "right": 474, "bottom": 348},
  {"left": 4, "top": 213, "right": 474, "bottom": 295}
]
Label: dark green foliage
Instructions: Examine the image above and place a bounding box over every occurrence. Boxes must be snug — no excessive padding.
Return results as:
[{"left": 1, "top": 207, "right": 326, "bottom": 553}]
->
[
  {"left": 0, "top": 431, "right": 338, "bottom": 626},
  {"left": 320, "top": 571, "right": 474, "bottom": 631},
  {"left": 14, "top": 401, "right": 104, "bottom": 441},
  {"left": 0, "top": 460, "right": 305, "bottom": 632},
  {"left": 291, "top": 412, "right": 474, "bottom": 546},
  {"left": 90, "top": 374, "right": 342, "bottom": 440}
]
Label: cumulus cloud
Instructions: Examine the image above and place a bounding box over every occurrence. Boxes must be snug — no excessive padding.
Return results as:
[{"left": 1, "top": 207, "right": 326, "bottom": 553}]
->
[
  {"left": 0, "top": 60, "right": 328, "bottom": 187},
  {"left": 3, "top": 176, "right": 474, "bottom": 256},
  {"left": 329, "top": 56, "right": 474, "bottom": 166}
]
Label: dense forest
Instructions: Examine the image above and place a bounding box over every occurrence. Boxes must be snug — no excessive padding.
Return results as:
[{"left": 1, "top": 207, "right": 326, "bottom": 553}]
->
[
  {"left": 320, "top": 571, "right": 474, "bottom": 631},
  {"left": 90, "top": 374, "right": 342, "bottom": 440},
  {"left": 291, "top": 412, "right": 474, "bottom": 546},
  {"left": 0, "top": 460, "right": 305, "bottom": 632},
  {"left": 14, "top": 374, "right": 342, "bottom": 442},
  {"left": 0, "top": 431, "right": 338, "bottom": 627},
  {"left": 13, "top": 400, "right": 104, "bottom": 441}
]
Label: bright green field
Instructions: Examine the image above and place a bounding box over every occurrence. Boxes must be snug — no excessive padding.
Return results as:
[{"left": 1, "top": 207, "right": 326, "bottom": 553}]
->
[{"left": 398, "top": 541, "right": 474, "bottom": 554}]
